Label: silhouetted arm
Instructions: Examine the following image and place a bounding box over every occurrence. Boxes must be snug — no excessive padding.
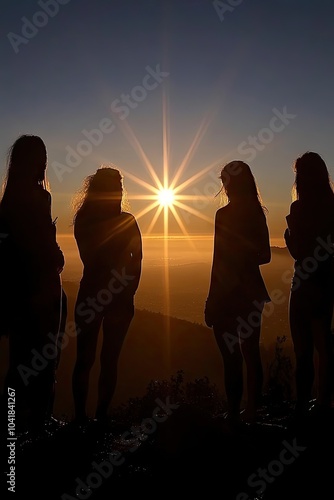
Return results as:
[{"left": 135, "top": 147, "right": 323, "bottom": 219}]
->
[
  {"left": 205, "top": 209, "right": 245, "bottom": 327},
  {"left": 207, "top": 208, "right": 245, "bottom": 301},
  {"left": 126, "top": 216, "right": 142, "bottom": 296},
  {"left": 285, "top": 200, "right": 334, "bottom": 263},
  {"left": 252, "top": 211, "right": 271, "bottom": 265},
  {"left": 36, "top": 191, "right": 64, "bottom": 273},
  {"left": 11, "top": 189, "right": 64, "bottom": 275},
  {"left": 74, "top": 216, "right": 94, "bottom": 267},
  {"left": 284, "top": 201, "right": 314, "bottom": 261}
]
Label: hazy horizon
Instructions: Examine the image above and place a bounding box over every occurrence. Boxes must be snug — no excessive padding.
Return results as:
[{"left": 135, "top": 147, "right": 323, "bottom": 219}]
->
[
  {"left": 54, "top": 233, "right": 294, "bottom": 333},
  {"left": 57, "top": 233, "right": 287, "bottom": 282}
]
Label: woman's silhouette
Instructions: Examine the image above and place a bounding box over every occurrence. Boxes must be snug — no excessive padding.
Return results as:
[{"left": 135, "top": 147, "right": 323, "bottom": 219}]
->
[
  {"left": 205, "top": 161, "right": 271, "bottom": 427},
  {"left": 0, "top": 135, "right": 65, "bottom": 432},
  {"left": 72, "top": 166, "right": 142, "bottom": 425},
  {"left": 284, "top": 152, "right": 334, "bottom": 420}
]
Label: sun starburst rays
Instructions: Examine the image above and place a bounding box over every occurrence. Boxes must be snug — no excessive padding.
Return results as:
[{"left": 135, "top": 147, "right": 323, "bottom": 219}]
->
[
  {"left": 170, "top": 113, "right": 212, "bottom": 191},
  {"left": 117, "top": 119, "right": 163, "bottom": 191},
  {"left": 123, "top": 116, "right": 220, "bottom": 238},
  {"left": 126, "top": 154, "right": 215, "bottom": 236}
]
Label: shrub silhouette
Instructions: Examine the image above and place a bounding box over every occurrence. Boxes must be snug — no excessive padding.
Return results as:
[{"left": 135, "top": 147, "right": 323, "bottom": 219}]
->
[{"left": 112, "top": 369, "right": 226, "bottom": 425}]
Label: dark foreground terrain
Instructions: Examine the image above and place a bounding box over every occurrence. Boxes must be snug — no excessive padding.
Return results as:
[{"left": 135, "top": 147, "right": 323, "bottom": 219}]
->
[{"left": 1, "top": 371, "right": 333, "bottom": 500}]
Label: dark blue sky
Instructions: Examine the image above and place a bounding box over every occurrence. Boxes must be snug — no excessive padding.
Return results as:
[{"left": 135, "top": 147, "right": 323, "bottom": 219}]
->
[{"left": 1, "top": 0, "right": 334, "bottom": 241}]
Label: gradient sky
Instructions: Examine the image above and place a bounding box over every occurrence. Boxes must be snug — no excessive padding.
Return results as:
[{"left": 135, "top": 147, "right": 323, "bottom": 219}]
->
[{"left": 1, "top": 0, "right": 334, "bottom": 244}]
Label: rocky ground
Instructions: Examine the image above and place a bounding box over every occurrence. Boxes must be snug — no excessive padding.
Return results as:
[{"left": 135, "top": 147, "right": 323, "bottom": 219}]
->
[{"left": 3, "top": 396, "right": 333, "bottom": 500}]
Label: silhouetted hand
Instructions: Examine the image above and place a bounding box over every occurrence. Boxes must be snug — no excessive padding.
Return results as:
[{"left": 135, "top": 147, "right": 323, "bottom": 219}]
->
[{"left": 56, "top": 247, "right": 65, "bottom": 274}]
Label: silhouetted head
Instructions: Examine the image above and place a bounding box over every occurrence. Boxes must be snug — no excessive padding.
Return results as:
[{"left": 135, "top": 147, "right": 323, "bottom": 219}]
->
[
  {"left": 88, "top": 167, "right": 123, "bottom": 204},
  {"left": 1, "top": 135, "right": 49, "bottom": 203},
  {"left": 73, "top": 166, "right": 128, "bottom": 223},
  {"left": 293, "top": 151, "right": 334, "bottom": 202},
  {"left": 7, "top": 135, "right": 47, "bottom": 185},
  {"left": 219, "top": 160, "right": 266, "bottom": 212}
]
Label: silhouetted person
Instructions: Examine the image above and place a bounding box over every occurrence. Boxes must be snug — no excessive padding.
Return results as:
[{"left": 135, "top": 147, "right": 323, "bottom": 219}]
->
[
  {"left": 0, "top": 135, "right": 65, "bottom": 432},
  {"left": 284, "top": 152, "right": 334, "bottom": 420},
  {"left": 205, "top": 161, "right": 271, "bottom": 427},
  {"left": 72, "top": 166, "right": 142, "bottom": 425}
]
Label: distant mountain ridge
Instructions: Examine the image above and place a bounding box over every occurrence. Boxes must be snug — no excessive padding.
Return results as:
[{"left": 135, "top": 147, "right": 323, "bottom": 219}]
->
[{"left": 0, "top": 306, "right": 294, "bottom": 423}]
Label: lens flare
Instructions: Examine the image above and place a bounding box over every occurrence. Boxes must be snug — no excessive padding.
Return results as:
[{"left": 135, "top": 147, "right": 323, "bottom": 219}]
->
[{"left": 158, "top": 188, "right": 175, "bottom": 207}]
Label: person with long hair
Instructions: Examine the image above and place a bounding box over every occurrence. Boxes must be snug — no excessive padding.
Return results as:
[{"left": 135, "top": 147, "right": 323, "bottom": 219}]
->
[
  {"left": 0, "top": 134, "right": 65, "bottom": 432},
  {"left": 284, "top": 151, "right": 334, "bottom": 420},
  {"left": 72, "top": 166, "right": 142, "bottom": 426},
  {"left": 205, "top": 160, "right": 271, "bottom": 428}
]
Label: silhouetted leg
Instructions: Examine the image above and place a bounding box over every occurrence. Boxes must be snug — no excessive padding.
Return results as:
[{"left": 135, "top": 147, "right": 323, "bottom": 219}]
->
[
  {"left": 56, "top": 289, "right": 68, "bottom": 370},
  {"left": 290, "top": 289, "right": 314, "bottom": 416},
  {"left": 240, "top": 308, "right": 263, "bottom": 421},
  {"left": 47, "top": 289, "right": 68, "bottom": 419},
  {"left": 4, "top": 323, "right": 34, "bottom": 432},
  {"left": 313, "top": 308, "right": 333, "bottom": 407},
  {"left": 30, "top": 359, "right": 56, "bottom": 431},
  {"left": 214, "top": 318, "right": 243, "bottom": 422},
  {"left": 95, "top": 301, "right": 134, "bottom": 421},
  {"left": 28, "top": 299, "right": 60, "bottom": 431},
  {"left": 3, "top": 297, "right": 52, "bottom": 433},
  {"left": 72, "top": 305, "right": 103, "bottom": 422},
  {"left": 238, "top": 303, "right": 264, "bottom": 420}
]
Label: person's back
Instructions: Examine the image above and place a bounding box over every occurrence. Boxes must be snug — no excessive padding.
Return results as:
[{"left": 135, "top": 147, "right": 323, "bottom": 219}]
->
[
  {"left": 285, "top": 198, "right": 334, "bottom": 287},
  {"left": 75, "top": 209, "right": 141, "bottom": 297},
  {"left": 209, "top": 199, "right": 270, "bottom": 311},
  {"left": 1, "top": 184, "right": 63, "bottom": 296}
]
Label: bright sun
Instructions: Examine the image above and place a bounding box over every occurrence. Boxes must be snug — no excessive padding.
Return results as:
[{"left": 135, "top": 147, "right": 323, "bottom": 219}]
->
[
  {"left": 158, "top": 188, "right": 175, "bottom": 207},
  {"left": 118, "top": 97, "right": 214, "bottom": 239}
]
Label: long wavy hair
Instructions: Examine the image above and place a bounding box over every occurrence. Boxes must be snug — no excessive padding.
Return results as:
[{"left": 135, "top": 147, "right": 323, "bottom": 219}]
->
[
  {"left": 217, "top": 160, "right": 267, "bottom": 214},
  {"left": 292, "top": 151, "right": 334, "bottom": 203},
  {"left": 1, "top": 134, "right": 49, "bottom": 201},
  {"left": 72, "top": 166, "right": 130, "bottom": 225}
]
